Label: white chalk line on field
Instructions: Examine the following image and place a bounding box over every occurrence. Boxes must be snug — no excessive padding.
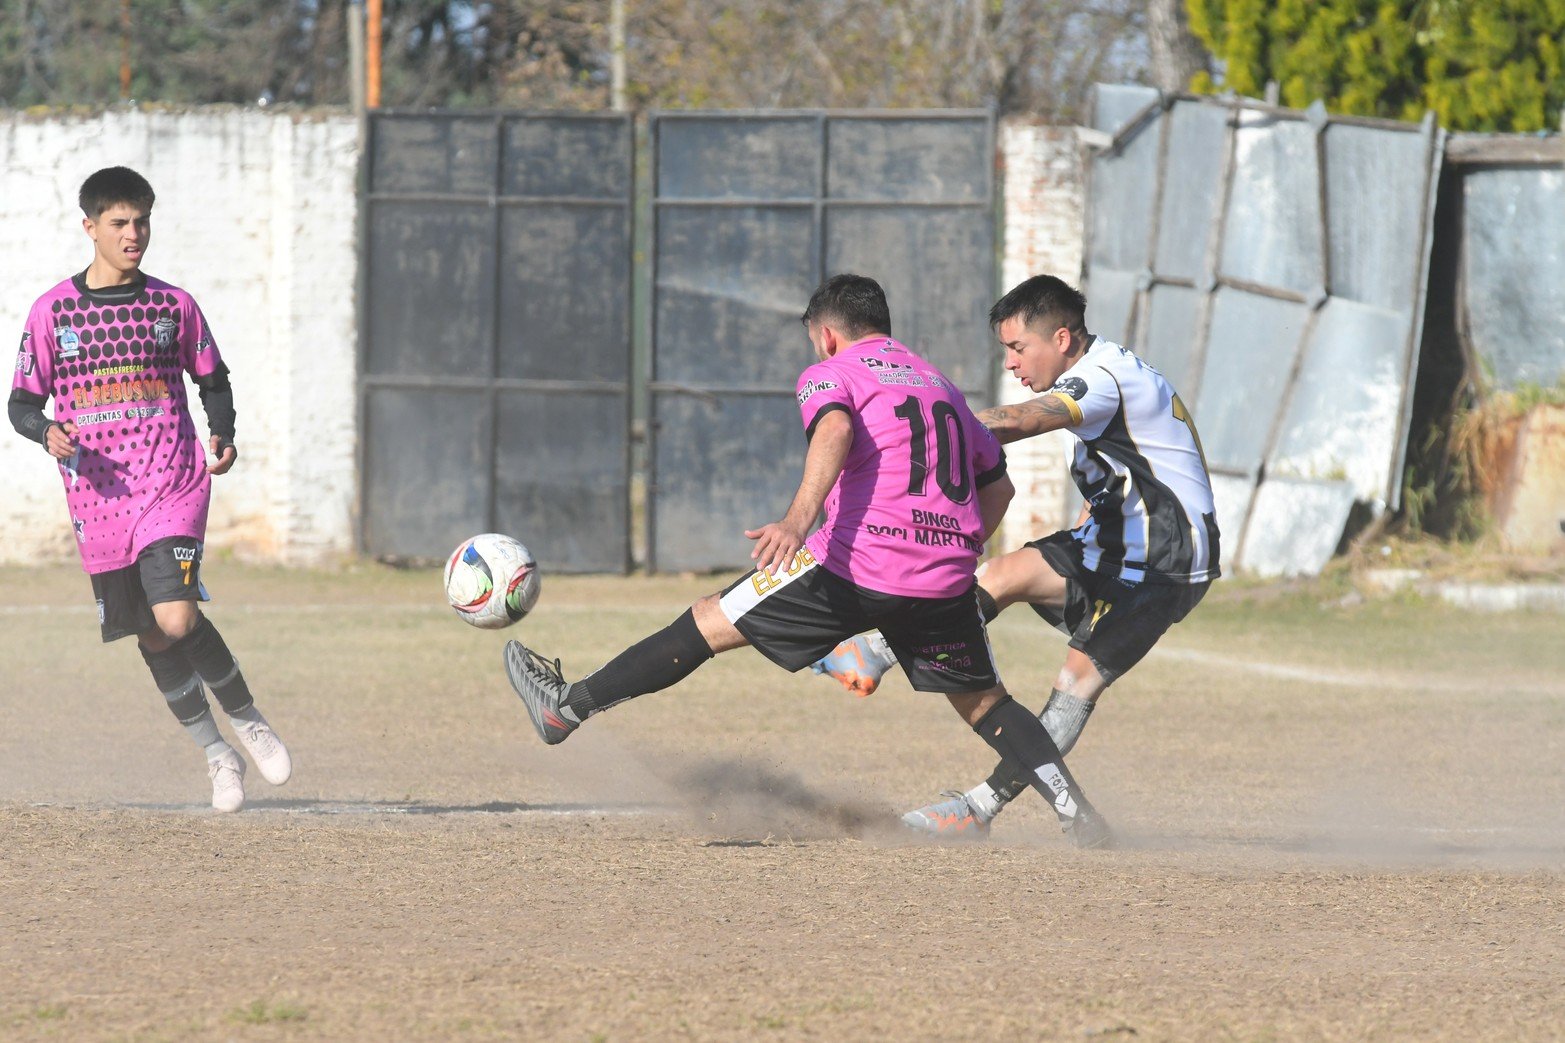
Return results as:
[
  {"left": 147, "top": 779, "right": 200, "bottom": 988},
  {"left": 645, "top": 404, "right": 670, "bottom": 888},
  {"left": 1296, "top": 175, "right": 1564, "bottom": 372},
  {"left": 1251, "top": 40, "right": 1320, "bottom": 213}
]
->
[
  {"left": 31, "top": 799, "right": 670, "bottom": 818},
  {"left": 6, "top": 603, "right": 1562, "bottom": 696},
  {"left": 0, "top": 602, "right": 683, "bottom": 616}
]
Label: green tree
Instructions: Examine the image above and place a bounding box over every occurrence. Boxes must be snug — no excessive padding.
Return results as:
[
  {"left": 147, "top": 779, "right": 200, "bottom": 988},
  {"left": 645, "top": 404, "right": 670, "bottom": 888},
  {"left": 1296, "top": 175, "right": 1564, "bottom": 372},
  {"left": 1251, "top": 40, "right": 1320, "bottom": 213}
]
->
[{"left": 1186, "top": 0, "right": 1565, "bottom": 131}]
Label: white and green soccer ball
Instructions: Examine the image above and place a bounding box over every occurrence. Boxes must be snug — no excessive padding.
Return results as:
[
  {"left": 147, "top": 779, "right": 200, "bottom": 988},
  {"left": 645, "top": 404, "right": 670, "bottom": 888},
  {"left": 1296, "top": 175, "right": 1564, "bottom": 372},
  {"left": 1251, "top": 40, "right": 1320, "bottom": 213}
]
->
[{"left": 443, "top": 533, "right": 541, "bottom": 629}]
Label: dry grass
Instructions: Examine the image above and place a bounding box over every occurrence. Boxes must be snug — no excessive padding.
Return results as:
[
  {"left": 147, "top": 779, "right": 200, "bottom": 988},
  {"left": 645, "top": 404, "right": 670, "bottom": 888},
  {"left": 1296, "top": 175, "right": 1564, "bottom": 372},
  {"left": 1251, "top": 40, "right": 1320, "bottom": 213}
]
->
[{"left": 1, "top": 563, "right": 1563, "bottom": 1041}]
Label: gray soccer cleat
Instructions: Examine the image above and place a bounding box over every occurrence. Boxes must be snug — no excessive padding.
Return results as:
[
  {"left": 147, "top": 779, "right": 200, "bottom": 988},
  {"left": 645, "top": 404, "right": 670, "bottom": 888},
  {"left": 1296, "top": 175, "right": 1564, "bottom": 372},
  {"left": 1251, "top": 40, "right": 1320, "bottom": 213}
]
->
[
  {"left": 1065, "top": 805, "right": 1115, "bottom": 850},
  {"left": 900, "top": 791, "right": 994, "bottom": 840},
  {"left": 809, "top": 632, "right": 897, "bottom": 697},
  {"left": 503, "top": 640, "right": 580, "bottom": 745}
]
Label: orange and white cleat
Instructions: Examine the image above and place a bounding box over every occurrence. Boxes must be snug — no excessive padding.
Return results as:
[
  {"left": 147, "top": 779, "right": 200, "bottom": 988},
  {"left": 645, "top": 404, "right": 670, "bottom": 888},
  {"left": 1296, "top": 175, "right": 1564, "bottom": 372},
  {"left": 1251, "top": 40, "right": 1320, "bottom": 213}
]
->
[
  {"left": 900, "top": 791, "right": 993, "bottom": 840},
  {"left": 809, "top": 632, "right": 895, "bottom": 697}
]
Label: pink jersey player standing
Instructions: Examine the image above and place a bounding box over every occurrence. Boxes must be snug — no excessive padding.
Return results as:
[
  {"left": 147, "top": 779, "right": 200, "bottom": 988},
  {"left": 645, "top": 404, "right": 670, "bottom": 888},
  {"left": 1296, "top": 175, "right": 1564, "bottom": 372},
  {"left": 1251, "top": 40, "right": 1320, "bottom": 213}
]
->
[{"left": 8, "top": 166, "right": 290, "bottom": 812}]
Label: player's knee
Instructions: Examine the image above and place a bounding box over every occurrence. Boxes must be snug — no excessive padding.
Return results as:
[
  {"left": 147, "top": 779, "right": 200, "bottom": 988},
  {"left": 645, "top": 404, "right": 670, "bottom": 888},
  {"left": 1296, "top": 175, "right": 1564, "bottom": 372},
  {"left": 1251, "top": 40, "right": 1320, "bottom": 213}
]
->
[
  {"left": 152, "top": 603, "right": 200, "bottom": 643},
  {"left": 947, "top": 686, "right": 1006, "bottom": 728},
  {"left": 981, "top": 547, "right": 1057, "bottom": 607},
  {"left": 1054, "top": 660, "right": 1107, "bottom": 700}
]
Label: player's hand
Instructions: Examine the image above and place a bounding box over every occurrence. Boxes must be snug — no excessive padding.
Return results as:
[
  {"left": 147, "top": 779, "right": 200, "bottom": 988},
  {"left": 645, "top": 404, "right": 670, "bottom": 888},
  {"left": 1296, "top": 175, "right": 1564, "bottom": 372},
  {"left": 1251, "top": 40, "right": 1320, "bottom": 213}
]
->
[
  {"left": 208, "top": 436, "right": 238, "bottom": 475},
  {"left": 45, "top": 421, "right": 78, "bottom": 460},
  {"left": 745, "top": 519, "right": 808, "bottom": 576}
]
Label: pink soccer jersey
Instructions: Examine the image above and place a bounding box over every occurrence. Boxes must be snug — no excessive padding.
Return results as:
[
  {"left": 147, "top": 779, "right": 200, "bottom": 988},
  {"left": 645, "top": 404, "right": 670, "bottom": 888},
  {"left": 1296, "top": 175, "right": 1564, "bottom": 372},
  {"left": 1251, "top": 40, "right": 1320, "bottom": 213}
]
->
[
  {"left": 798, "top": 335, "right": 1005, "bottom": 598},
  {"left": 12, "top": 274, "right": 225, "bottom": 574}
]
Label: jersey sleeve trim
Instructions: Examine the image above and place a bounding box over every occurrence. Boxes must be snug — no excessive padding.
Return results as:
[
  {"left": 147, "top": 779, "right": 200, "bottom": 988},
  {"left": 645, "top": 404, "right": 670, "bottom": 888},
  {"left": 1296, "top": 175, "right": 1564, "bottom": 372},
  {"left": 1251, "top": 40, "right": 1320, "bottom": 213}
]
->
[
  {"left": 805, "top": 402, "right": 850, "bottom": 441},
  {"left": 975, "top": 452, "right": 1008, "bottom": 488},
  {"left": 1047, "top": 390, "right": 1083, "bottom": 426}
]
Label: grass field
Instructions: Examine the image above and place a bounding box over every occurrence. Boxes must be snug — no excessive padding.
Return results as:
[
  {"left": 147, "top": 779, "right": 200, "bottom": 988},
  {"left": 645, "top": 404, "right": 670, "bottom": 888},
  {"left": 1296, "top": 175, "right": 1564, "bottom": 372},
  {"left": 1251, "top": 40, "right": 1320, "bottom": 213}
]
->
[{"left": 2, "top": 561, "right": 1563, "bottom": 1041}]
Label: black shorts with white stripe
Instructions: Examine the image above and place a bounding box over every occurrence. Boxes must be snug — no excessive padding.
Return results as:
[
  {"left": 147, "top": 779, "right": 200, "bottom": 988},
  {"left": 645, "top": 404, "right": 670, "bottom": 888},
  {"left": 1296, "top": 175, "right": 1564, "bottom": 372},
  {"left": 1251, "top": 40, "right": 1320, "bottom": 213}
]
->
[
  {"left": 1027, "top": 531, "right": 1209, "bottom": 684},
  {"left": 717, "top": 549, "right": 1000, "bottom": 694}
]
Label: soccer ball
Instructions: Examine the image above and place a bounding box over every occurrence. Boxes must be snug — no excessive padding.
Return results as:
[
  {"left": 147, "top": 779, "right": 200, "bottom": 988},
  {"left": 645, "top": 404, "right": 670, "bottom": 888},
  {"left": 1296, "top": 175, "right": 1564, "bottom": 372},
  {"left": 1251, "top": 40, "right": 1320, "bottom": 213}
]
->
[{"left": 443, "top": 533, "right": 541, "bottom": 629}]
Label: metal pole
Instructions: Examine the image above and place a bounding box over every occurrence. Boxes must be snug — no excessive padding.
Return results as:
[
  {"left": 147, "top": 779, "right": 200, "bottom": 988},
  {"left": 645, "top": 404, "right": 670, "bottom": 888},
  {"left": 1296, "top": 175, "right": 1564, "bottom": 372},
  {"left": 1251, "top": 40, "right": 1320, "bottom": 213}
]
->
[
  {"left": 366, "top": 0, "right": 382, "bottom": 109},
  {"left": 610, "top": 0, "right": 627, "bottom": 111},
  {"left": 119, "top": 0, "right": 131, "bottom": 101},
  {"left": 348, "top": 0, "right": 365, "bottom": 117}
]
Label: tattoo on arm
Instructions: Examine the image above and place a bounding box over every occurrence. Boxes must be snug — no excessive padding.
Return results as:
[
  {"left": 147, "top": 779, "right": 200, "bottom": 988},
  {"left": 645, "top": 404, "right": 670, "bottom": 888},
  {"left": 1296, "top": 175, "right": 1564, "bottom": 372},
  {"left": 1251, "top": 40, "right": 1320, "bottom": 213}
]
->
[{"left": 977, "top": 395, "right": 1074, "bottom": 443}]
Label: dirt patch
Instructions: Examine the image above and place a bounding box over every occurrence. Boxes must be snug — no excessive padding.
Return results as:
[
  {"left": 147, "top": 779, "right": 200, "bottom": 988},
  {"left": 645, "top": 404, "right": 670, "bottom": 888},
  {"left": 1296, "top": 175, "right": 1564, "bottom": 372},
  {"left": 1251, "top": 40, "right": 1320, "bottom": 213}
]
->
[{"left": 2, "top": 565, "right": 1563, "bottom": 1040}]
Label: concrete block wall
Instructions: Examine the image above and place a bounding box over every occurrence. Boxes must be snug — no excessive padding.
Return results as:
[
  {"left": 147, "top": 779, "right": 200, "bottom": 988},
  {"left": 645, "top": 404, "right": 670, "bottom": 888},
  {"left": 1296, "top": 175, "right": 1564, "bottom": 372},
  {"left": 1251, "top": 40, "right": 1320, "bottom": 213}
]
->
[
  {"left": 2, "top": 109, "right": 1087, "bottom": 570},
  {"left": 0, "top": 108, "right": 359, "bottom": 569},
  {"left": 994, "top": 119, "right": 1084, "bottom": 551}
]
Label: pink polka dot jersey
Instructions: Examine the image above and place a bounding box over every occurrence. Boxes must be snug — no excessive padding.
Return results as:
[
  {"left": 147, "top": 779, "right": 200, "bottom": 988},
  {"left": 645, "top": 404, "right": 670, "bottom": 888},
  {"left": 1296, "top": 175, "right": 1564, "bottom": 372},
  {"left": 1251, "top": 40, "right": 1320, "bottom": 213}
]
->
[{"left": 12, "top": 272, "right": 225, "bottom": 574}]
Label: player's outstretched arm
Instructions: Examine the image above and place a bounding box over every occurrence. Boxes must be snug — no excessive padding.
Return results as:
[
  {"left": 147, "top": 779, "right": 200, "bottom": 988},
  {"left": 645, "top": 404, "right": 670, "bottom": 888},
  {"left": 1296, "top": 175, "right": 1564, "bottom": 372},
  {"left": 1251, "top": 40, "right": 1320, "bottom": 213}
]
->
[
  {"left": 745, "top": 408, "right": 853, "bottom": 575},
  {"left": 976, "top": 394, "right": 1075, "bottom": 444}
]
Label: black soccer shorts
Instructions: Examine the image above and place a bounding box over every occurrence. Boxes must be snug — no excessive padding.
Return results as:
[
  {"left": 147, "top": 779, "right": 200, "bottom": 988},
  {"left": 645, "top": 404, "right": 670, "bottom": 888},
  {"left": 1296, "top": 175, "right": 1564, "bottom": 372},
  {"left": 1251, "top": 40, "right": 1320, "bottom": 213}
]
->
[
  {"left": 1026, "top": 531, "right": 1209, "bottom": 685},
  {"left": 89, "top": 535, "right": 207, "bottom": 643},
  {"left": 716, "top": 547, "right": 1000, "bottom": 694}
]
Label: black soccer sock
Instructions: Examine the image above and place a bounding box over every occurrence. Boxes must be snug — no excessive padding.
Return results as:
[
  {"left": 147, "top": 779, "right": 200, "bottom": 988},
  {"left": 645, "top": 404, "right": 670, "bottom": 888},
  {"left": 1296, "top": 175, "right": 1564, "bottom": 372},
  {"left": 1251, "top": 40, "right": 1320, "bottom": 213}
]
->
[
  {"left": 564, "top": 608, "right": 714, "bottom": 719},
  {"left": 141, "top": 642, "right": 209, "bottom": 722},
  {"left": 972, "top": 695, "right": 1092, "bottom": 822},
  {"left": 977, "top": 586, "right": 1001, "bottom": 623},
  {"left": 982, "top": 688, "right": 1096, "bottom": 805},
  {"left": 170, "top": 613, "right": 254, "bottom": 716},
  {"left": 141, "top": 642, "right": 226, "bottom": 754}
]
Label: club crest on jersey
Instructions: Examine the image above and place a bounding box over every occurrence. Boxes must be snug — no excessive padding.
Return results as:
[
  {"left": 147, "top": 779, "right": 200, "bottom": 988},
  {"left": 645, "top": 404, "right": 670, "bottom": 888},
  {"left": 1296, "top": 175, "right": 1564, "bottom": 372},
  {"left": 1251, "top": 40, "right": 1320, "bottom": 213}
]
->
[
  {"left": 14, "top": 332, "right": 34, "bottom": 376},
  {"left": 154, "top": 316, "right": 177, "bottom": 351},
  {"left": 54, "top": 325, "right": 81, "bottom": 361},
  {"left": 1051, "top": 376, "right": 1089, "bottom": 400},
  {"left": 797, "top": 379, "right": 838, "bottom": 405}
]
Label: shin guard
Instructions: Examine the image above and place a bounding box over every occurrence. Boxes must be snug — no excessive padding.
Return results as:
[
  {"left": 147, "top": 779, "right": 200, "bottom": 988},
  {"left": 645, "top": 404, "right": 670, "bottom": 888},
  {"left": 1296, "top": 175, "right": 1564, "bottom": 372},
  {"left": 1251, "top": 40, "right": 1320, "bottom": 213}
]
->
[{"left": 170, "top": 614, "right": 254, "bottom": 715}]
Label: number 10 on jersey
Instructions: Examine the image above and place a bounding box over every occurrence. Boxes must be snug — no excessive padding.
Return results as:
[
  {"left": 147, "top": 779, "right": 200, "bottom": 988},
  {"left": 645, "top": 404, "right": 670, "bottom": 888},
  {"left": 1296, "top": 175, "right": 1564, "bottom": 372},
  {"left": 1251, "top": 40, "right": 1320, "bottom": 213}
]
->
[{"left": 893, "top": 396, "right": 973, "bottom": 504}]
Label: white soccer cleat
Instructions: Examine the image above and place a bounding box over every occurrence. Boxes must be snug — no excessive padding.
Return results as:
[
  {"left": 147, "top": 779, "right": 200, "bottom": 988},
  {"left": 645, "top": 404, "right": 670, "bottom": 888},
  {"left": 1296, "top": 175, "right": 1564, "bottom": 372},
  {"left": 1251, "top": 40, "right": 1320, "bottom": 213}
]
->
[
  {"left": 207, "top": 748, "right": 247, "bottom": 813},
  {"left": 234, "top": 718, "right": 292, "bottom": 785}
]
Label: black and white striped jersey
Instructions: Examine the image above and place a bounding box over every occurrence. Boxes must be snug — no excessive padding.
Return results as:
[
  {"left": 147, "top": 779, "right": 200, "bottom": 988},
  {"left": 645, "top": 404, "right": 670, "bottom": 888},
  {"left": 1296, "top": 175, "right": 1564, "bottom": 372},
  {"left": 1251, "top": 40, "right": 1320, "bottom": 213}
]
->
[{"left": 1043, "top": 338, "right": 1220, "bottom": 585}]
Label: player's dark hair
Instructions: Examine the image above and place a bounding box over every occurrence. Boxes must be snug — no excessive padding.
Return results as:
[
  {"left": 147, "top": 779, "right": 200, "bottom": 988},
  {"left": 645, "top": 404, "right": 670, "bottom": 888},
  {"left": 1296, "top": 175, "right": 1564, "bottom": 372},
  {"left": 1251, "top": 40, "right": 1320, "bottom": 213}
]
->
[
  {"left": 79, "top": 166, "right": 155, "bottom": 219},
  {"left": 989, "top": 274, "right": 1087, "bottom": 336},
  {"left": 802, "top": 273, "right": 892, "bottom": 339}
]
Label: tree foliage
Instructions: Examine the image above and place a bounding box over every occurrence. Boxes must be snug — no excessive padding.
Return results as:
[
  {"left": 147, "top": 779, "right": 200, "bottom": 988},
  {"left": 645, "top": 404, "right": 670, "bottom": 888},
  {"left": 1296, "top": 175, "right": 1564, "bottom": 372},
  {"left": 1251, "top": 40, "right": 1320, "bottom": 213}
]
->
[
  {"left": 0, "top": 0, "right": 350, "bottom": 106},
  {"left": 591, "top": 0, "right": 1147, "bottom": 120},
  {"left": 1186, "top": 0, "right": 1565, "bottom": 131},
  {"left": 0, "top": 0, "right": 1160, "bottom": 119}
]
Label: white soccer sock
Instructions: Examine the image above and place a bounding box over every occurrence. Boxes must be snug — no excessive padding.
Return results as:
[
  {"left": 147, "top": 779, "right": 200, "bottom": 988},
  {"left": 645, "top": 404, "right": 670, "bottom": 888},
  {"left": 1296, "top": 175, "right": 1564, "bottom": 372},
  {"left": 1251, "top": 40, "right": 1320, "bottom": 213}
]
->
[
  {"left": 865, "top": 632, "right": 897, "bottom": 670},
  {"left": 965, "top": 781, "right": 1002, "bottom": 818},
  {"left": 227, "top": 703, "right": 266, "bottom": 728}
]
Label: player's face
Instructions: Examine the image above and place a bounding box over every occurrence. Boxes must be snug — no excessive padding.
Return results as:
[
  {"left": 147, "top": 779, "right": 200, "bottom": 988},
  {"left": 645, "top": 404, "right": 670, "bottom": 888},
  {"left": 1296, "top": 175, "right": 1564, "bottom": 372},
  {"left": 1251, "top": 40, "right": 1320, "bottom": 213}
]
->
[
  {"left": 997, "top": 315, "right": 1069, "bottom": 393},
  {"left": 84, "top": 203, "right": 152, "bottom": 275}
]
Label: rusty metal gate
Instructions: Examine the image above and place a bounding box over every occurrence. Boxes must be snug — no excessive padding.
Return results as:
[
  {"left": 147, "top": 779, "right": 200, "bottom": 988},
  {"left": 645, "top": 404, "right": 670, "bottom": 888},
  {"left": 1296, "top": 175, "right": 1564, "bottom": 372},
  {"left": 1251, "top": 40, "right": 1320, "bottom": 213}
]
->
[
  {"left": 647, "top": 110, "right": 997, "bottom": 572},
  {"left": 358, "top": 112, "right": 634, "bottom": 571}
]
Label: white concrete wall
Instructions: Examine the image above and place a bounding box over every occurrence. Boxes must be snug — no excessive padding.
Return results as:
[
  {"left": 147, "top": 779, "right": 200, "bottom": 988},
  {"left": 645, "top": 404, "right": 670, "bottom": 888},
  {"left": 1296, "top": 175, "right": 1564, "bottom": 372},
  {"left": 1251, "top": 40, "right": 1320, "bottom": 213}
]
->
[
  {"left": 0, "top": 108, "right": 359, "bottom": 567},
  {"left": 2, "top": 109, "right": 1085, "bottom": 570},
  {"left": 994, "top": 119, "right": 1085, "bottom": 552}
]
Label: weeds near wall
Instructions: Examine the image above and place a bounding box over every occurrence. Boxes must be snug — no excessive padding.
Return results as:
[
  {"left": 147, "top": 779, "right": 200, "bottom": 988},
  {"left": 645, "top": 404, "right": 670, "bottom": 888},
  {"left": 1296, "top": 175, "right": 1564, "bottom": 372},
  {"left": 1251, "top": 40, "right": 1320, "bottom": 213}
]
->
[{"left": 1400, "top": 378, "right": 1565, "bottom": 540}]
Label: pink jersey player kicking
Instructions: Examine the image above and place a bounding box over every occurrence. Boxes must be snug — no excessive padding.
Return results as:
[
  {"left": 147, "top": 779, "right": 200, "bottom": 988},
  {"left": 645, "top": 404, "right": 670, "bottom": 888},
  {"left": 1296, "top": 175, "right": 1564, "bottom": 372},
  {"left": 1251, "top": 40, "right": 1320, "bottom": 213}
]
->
[{"left": 501, "top": 273, "right": 1111, "bottom": 847}]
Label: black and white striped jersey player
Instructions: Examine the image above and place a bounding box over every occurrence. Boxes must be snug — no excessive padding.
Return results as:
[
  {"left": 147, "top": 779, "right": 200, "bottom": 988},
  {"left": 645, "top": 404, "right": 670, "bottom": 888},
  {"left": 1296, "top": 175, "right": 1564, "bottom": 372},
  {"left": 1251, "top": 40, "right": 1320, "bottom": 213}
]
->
[{"left": 812, "top": 274, "right": 1220, "bottom": 841}]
